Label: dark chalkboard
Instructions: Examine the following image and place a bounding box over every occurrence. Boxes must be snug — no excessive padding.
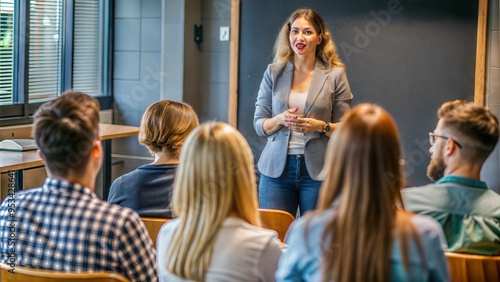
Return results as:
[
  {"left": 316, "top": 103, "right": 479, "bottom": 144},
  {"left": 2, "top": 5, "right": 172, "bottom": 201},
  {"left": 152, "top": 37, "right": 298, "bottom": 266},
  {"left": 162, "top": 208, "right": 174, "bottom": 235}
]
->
[
  {"left": 238, "top": 0, "right": 479, "bottom": 187},
  {"left": 238, "top": 0, "right": 478, "bottom": 186}
]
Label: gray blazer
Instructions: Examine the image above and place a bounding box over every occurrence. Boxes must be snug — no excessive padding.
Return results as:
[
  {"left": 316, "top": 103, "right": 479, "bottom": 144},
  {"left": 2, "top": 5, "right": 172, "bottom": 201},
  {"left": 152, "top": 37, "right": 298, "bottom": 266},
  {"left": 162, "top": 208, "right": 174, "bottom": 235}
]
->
[{"left": 254, "top": 61, "right": 353, "bottom": 180}]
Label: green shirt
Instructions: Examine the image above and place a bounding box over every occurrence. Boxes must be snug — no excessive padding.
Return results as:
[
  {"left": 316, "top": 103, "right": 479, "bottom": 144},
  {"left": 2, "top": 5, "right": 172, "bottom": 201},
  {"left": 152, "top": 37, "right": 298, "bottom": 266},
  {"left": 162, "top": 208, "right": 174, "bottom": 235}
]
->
[{"left": 402, "top": 175, "right": 500, "bottom": 255}]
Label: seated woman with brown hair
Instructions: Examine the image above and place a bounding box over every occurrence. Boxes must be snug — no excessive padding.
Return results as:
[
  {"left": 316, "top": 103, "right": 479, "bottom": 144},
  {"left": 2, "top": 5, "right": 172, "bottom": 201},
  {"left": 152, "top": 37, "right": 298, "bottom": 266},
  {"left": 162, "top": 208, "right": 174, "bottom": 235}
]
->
[
  {"left": 157, "top": 122, "right": 282, "bottom": 282},
  {"left": 276, "top": 104, "right": 450, "bottom": 281},
  {"left": 108, "top": 100, "right": 198, "bottom": 218}
]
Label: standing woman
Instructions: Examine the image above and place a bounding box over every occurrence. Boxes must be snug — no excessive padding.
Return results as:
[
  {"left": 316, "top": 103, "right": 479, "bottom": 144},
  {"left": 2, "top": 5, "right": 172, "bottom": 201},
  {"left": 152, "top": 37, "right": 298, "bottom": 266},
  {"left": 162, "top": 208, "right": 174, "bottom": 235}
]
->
[
  {"left": 254, "top": 8, "right": 353, "bottom": 216},
  {"left": 276, "top": 104, "right": 449, "bottom": 281},
  {"left": 157, "top": 122, "right": 282, "bottom": 282}
]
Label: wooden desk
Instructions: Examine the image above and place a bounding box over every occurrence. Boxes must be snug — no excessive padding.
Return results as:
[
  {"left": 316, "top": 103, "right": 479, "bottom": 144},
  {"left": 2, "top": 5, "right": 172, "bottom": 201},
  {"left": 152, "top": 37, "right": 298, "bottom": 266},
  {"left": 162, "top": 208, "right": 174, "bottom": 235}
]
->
[
  {"left": 99, "top": 124, "right": 140, "bottom": 141},
  {"left": 0, "top": 124, "right": 139, "bottom": 197},
  {"left": 0, "top": 150, "right": 43, "bottom": 173},
  {"left": 0, "top": 124, "right": 139, "bottom": 172}
]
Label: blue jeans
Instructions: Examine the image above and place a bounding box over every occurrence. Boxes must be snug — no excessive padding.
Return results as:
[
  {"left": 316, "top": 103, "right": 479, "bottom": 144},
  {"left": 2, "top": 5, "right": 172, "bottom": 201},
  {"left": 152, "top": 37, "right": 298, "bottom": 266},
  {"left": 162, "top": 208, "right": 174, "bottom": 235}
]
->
[{"left": 258, "top": 154, "right": 322, "bottom": 217}]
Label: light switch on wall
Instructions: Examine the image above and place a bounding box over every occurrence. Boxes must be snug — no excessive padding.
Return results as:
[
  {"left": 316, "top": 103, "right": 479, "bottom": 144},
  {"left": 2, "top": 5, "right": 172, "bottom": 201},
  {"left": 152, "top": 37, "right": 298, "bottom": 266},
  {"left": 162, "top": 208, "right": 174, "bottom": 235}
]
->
[{"left": 220, "top": 26, "right": 229, "bottom": 41}]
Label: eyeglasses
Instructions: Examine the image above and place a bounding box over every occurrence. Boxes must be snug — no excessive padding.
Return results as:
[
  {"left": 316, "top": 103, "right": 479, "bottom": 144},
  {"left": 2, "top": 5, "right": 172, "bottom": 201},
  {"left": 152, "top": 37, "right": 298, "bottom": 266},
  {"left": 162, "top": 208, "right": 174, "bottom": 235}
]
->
[{"left": 428, "top": 133, "right": 462, "bottom": 148}]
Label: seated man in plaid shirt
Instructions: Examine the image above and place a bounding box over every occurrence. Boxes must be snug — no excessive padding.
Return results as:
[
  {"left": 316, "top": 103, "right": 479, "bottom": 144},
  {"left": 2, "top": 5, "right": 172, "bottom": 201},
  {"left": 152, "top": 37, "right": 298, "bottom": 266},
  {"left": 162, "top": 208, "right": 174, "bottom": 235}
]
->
[{"left": 0, "top": 91, "right": 158, "bottom": 282}]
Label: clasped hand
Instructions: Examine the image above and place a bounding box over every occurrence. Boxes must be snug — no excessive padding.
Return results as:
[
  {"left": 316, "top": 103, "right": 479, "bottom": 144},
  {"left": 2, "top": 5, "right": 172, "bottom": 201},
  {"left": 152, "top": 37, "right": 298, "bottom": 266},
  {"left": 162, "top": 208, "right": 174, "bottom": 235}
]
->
[{"left": 279, "top": 107, "right": 319, "bottom": 134}]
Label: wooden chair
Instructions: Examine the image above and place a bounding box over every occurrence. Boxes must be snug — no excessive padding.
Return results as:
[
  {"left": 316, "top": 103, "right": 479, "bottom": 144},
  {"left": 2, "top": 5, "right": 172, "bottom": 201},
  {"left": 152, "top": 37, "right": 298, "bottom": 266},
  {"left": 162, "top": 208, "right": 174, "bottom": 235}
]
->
[
  {"left": 140, "top": 217, "right": 170, "bottom": 248},
  {"left": 258, "top": 209, "right": 295, "bottom": 242},
  {"left": 0, "top": 262, "right": 130, "bottom": 282},
  {"left": 445, "top": 252, "right": 500, "bottom": 282}
]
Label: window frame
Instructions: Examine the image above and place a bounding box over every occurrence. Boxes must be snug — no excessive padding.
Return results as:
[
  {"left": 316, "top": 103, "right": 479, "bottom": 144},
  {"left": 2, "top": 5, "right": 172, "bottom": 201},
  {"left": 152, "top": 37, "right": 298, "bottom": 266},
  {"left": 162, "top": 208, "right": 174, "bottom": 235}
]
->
[{"left": 0, "top": 0, "right": 113, "bottom": 126}]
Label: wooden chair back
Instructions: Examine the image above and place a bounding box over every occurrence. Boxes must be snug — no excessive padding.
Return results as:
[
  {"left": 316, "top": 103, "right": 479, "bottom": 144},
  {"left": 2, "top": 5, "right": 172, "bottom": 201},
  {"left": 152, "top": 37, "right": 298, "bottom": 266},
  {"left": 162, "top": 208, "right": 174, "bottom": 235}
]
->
[
  {"left": 0, "top": 262, "right": 130, "bottom": 282},
  {"left": 258, "top": 208, "right": 295, "bottom": 241},
  {"left": 141, "top": 217, "right": 170, "bottom": 248},
  {"left": 446, "top": 252, "right": 500, "bottom": 282}
]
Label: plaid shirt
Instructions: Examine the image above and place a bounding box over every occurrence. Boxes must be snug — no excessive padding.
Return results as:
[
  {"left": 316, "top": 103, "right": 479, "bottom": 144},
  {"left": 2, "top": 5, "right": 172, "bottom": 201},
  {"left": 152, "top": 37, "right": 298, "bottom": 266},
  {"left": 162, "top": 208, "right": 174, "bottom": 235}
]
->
[{"left": 0, "top": 177, "right": 158, "bottom": 282}]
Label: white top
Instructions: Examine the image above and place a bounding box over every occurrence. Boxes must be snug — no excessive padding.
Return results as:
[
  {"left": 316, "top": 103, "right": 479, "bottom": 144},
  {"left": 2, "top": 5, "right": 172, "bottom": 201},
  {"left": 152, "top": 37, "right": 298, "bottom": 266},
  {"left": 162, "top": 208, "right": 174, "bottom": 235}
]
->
[
  {"left": 157, "top": 217, "right": 282, "bottom": 282},
  {"left": 288, "top": 90, "right": 307, "bottom": 155}
]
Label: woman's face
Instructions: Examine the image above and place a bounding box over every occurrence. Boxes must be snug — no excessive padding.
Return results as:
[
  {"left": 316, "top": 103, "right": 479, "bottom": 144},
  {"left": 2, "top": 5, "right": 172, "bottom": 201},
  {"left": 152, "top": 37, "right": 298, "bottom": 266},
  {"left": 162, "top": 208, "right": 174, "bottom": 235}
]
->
[{"left": 289, "top": 17, "right": 322, "bottom": 57}]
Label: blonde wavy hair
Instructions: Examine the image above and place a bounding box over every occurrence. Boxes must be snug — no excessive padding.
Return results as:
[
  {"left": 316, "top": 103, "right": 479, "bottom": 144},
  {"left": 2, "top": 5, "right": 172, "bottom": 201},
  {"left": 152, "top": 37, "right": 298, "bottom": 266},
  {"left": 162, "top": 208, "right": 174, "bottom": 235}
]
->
[
  {"left": 165, "top": 122, "right": 261, "bottom": 281},
  {"left": 315, "top": 104, "right": 423, "bottom": 282},
  {"left": 273, "top": 8, "right": 344, "bottom": 71},
  {"left": 138, "top": 100, "right": 198, "bottom": 157}
]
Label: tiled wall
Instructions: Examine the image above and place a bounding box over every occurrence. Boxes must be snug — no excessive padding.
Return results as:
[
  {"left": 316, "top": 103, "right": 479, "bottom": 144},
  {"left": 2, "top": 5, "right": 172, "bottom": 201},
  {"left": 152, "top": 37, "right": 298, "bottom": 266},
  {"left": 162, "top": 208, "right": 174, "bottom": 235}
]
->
[
  {"left": 111, "top": 0, "right": 162, "bottom": 190},
  {"left": 197, "top": 0, "right": 230, "bottom": 122},
  {"left": 482, "top": 0, "right": 500, "bottom": 193},
  {"left": 110, "top": 0, "right": 231, "bottom": 196}
]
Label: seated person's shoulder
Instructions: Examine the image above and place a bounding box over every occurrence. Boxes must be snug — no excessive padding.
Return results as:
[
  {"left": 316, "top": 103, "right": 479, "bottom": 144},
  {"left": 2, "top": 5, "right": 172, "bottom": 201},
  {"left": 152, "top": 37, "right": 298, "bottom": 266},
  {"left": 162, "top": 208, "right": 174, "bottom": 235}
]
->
[
  {"left": 407, "top": 213, "right": 448, "bottom": 250},
  {"left": 285, "top": 209, "right": 334, "bottom": 246},
  {"left": 230, "top": 218, "right": 280, "bottom": 244},
  {"left": 483, "top": 188, "right": 500, "bottom": 198},
  {"left": 96, "top": 200, "right": 145, "bottom": 228},
  {"left": 104, "top": 201, "right": 139, "bottom": 216},
  {"left": 1, "top": 186, "right": 54, "bottom": 209},
  {"left": 410, "top": 214, "right": 444, "bottom": 236},
  {"left": 158, "top": 218, "right": 180, "bottom": 235},
  {"left": 401, "top": 184, "right": 449, "bottom": 209},
  {"left": 401, "top": 183, "right": 438, "bottom": 195},
  {"left": 7, "top": 186, "right": 44, "bottom": 198},
  {"left": 107, "top": 169, "right": 139, "bottom": 195}
]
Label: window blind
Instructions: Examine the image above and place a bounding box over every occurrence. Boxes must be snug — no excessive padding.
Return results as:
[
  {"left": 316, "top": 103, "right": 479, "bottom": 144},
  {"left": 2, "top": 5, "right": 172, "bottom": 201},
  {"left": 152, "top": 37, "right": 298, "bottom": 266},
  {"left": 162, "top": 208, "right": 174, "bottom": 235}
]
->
[
  {"left": 0, "top": 0, "right": 14, "bottom": 104},
  {"left": 28, "top": 0, "right": 63, "bottom": 102},
  {"left": 73, "top": 0, "right": 101, "bottom": 95}
]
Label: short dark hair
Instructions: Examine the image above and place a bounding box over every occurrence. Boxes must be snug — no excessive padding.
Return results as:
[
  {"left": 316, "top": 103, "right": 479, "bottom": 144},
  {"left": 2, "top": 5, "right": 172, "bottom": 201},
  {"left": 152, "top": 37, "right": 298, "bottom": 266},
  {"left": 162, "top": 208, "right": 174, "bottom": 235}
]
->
[
  {"left": 438, "top": 100, "right": 499, "bottom": 163},
  {"left": 32, "top": 91, "right": 100, "bottom": 177}
]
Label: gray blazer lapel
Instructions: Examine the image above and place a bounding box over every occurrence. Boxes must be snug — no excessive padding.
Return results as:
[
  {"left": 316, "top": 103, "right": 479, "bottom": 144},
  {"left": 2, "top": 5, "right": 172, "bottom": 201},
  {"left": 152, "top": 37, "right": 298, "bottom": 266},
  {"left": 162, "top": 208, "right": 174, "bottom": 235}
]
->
[
  {"left": 276, "top": 62, "right": 294, "bottom": 114},
  {"left": 304, "top": 62, "right": 328, "bottom": 116}
]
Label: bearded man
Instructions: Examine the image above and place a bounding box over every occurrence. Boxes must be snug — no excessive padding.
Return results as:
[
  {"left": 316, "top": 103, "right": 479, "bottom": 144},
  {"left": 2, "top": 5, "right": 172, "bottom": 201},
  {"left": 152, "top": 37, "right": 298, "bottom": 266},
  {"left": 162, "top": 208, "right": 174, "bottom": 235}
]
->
[{"left": 402, "top": 100, "right": 500, "bottom": 255}]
